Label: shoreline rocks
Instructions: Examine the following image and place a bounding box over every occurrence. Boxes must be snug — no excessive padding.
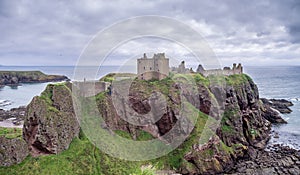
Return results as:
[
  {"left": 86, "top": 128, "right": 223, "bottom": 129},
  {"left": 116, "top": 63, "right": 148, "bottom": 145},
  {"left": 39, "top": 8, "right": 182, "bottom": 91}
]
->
[
  {"left": 261, "top": 98, "right": 293, "bottom": 114},
  {"left": 0, "top": 106, "right": 26, "bottom": 126},
  {"left": 227, "top": 144, "right": 300, "bottom": 175},
  {"left": 260, "top": 98, "right": 293, "bottom": 124}
]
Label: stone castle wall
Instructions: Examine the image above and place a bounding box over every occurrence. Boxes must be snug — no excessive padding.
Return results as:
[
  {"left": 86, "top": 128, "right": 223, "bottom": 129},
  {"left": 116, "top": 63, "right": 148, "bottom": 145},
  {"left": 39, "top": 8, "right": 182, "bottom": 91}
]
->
[
  {"left": 74, "top": 81, "right": 111, "bottom": 97},
  {"left": 137, "top": 53, "right": 169, "bottom": 80},
  {"left": 197, "top": 63, "right": 243, "bottom": 77},
  {"left": 171, "top": 61, "right": 192, "bottom": 74}
]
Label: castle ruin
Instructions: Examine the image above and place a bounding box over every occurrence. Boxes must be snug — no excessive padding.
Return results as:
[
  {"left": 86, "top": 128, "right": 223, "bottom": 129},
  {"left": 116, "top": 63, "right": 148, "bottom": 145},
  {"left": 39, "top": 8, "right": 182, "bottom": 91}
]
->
[
  {"left": 196, "top": 63, "right": 243, "bottom": 77},
  {"left": 137, "top": 53, "right": 169, "bottom": 80},
  {"left": 137, "top": 53, "right": 243, "bottom": 79},
  {"left": 170, "top": 61, "right": 191, "bottom": 74}
]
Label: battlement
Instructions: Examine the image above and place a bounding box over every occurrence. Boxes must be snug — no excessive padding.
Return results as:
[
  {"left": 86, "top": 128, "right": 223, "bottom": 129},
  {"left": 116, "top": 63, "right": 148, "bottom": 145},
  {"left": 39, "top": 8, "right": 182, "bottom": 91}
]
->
[{"left": 196, "top": 63, "right": 243, "bottom": 77}]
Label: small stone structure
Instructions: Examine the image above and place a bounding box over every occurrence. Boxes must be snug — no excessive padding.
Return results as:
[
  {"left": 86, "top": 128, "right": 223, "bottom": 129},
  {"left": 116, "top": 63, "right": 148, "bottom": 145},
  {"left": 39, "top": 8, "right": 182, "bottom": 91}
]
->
[
  {"left": 137, "top": 53, "right": 169, "bottom": 80},
  {"left": 171, "top": 61, "right": 192, "bottom": 74},
  {"left": 196, "top": 63, "right": 243, "bottom": 77},
  {"left": 74, "top": 81, "right": 111, "bottom": 97}
]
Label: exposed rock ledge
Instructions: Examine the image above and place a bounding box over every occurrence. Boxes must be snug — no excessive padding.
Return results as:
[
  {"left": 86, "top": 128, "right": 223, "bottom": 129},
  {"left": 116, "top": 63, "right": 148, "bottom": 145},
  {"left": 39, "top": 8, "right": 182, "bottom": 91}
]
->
[
  {"left": 227, "top": 144, "right": 300, "bottom": 175},
  {"left": 261, "top": 98, "right": 293, "bottom": 114},
  {"left": 0, "top": 136, "right": 29, "bottom": 166},
  {"left": 0, "top": 71, "right": 69, "bottom": 86}
]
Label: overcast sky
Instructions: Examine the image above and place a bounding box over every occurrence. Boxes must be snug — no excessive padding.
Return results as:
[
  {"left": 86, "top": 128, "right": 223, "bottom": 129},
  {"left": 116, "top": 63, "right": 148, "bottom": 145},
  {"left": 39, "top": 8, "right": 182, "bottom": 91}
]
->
[{"left": 0, "top": 0, "right": 300, "bottom": 66}]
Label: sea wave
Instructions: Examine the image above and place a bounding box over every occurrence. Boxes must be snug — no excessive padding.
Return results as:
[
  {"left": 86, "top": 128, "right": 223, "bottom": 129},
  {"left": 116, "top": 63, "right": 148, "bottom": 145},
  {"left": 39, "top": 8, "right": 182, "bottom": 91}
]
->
[
  {"left": 289, "top": 98, "right": 300, "bottom": 102},
  {"left": 0, "top": 99, "right": 12, "bottom": 107}
]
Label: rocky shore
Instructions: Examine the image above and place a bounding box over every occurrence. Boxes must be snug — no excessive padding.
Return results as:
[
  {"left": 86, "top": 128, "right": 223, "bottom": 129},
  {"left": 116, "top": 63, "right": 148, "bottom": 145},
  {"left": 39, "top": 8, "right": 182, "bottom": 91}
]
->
[
  {"left": 0, "top": 71, "right": 69, "bottom": 86},
  {"left": 228, "top": 144, "right": 300, "bottom": 175},
  {"left": 260, "top": 98, "right": 292, "bottom": 124},
  {"left": 261, "top": 98, "right": 293, "bottom": 114},
  {"left": 0, "top": 106, "right": 26, "bottom": 126}
]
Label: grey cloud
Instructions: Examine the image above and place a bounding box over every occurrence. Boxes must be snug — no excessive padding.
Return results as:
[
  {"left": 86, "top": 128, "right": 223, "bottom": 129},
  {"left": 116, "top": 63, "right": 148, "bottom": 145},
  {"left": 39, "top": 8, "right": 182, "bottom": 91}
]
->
[{"left": 0, "top": 0, "right": 299, "bottom": 66}]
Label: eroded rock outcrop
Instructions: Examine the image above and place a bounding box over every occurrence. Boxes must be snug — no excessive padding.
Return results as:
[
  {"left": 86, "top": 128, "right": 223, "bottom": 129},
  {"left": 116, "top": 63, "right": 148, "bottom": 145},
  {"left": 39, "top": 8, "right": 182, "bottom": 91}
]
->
[
  {"left": 181, "top": 75, "right": 272, "bottom": 174},
  {"left": 261, "top": 98, "right": 293, "bottom": 113},
  {"left": 0, "top": 136, "right": 29, "bottom": 166},
  {"left": 95, "top": 74, "right": 273, "bottom": 174},
  {"left": 23, "top": 82, "right": 80, "bottom": 156}
]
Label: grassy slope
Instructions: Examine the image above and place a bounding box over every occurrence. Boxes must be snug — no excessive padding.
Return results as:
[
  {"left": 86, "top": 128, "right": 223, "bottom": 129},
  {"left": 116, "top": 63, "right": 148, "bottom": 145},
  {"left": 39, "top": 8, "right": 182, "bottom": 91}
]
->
[
  {"left": 0, "top": 127, "right": 22, "bottom": 139},
  {"left": 0, "top": 73, "right": 251, "bottom": 175}
]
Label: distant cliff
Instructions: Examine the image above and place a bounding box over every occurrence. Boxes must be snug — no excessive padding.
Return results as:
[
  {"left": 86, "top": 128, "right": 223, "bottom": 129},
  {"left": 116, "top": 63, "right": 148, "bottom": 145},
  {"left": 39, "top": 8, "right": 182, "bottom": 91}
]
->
[
  {"left": 0, "top": 73, "right": 291, "bottom": 174},
  {"left": 0, "top": 71, "right": 69, "bottom": 86}
]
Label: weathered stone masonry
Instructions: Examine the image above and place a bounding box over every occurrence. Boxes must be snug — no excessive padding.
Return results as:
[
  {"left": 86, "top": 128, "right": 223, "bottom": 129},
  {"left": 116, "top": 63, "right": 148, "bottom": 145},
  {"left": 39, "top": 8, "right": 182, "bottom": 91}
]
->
[{"left": 137, "top": 53, "right": 169, "bottom": 80}]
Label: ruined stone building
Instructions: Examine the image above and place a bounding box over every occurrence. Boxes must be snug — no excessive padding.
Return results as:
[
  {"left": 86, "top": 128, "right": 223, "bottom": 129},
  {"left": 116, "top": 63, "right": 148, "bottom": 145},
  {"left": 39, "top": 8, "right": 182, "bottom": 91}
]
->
[
  {"left": 196, "top": 63, "right": 243, "bottom": 77},
  {"left": 137, "top": 53, "right": 242, "bottom": 79},
  {"left": 171, "top": 61, "right": 192, "bottom": 74},
  {"left": 137, "top": 53, "right": 169, "bottom": 80},
  {"left": 74, "top": 81, "right": 111, "bottom": 97}
]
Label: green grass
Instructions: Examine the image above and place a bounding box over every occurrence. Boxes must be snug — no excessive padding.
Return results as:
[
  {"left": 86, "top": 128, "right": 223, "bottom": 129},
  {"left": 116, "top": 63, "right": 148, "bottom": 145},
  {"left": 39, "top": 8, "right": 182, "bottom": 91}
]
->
[
  {"left": 225, "top": 74, "right": 253, "bottom": 86},
  {"left": 0, "top": 130, "right": 151, "bottom": 175},
  {"left": 114, "top": 130, "right": 154, "bottom": 141},
  {"left": 220, "top": 108, "right": 239, "bottom": 134},
  {"left": 40, "top": 84, "right": 54, "bottom": 105},
  {"left": 114, "top": 130, "right": 132, "bottom": 139},
  {"left": 192, "top": 73, "right": 210, "bottom": 87},
  {"left": 221, "top": 125, "right": 234, "bottom": 133},
  {"left": 0, "top": 127, "right": 22, "bottom": 139}
]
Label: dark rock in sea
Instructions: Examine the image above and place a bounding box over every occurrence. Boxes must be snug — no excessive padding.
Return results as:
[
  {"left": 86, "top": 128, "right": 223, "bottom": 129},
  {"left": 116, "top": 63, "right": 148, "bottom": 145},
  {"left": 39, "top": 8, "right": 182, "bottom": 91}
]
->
[
  {"left": 260, "top": 98, "right": 288, "bottom": 123},
  {"left": 0, "top": 71, "right": 69, "bottom": 86},
  {"left": 261, "top": 98, "right": 293, "bottom": 114},
  {"left": 23, "top": 82, "right": 80, "bottom": 156},
  {"left": 0, "top": 136, "right": 29, "bottom": 166},
  {"left": 260, "top": 104, "right": 287, "bottom": 124}
]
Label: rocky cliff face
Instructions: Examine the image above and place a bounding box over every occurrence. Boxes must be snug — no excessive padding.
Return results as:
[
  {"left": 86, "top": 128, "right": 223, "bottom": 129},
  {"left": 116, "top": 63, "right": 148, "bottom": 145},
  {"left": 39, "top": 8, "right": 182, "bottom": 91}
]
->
[
  {"left": 94, "top": 74, "right": 274, "bottom": 174},
  {"left": 23, "top": 82, "right": 80, "bottom": 156},
  {"left": 0, "top": 71, "right": 69, "bottom": 86},
  {"left": 18, "top": 73, "right": 279, "bottom": 174}
]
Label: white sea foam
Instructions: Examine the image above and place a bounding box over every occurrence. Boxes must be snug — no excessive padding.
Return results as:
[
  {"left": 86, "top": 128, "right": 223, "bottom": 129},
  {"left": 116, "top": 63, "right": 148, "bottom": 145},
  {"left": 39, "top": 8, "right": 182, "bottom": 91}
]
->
[
  {"left": 290, "top": 98, "right": 299, "bottom": 102},
  {"left": 0, "top": 100, "right": 11, "bottom": 107}
]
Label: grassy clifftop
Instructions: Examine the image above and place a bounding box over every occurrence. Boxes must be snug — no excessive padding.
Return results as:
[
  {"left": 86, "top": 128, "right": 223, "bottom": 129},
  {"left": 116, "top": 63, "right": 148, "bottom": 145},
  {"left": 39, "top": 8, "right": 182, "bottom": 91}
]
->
[{"left": 0, "top": 127, "right": 22, "bottom": 139}]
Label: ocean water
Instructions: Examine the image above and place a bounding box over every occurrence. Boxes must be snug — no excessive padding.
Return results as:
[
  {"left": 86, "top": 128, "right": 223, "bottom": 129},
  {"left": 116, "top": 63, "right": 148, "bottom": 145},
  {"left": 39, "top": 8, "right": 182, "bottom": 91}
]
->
[
  {"left": 244, "top": 66, "right": 300, "bottom": 149},
  {"left": 0, "top": 66, "right": 134, "bottom": 110},
  {"left": 0, "top": 66, "right": 299, "bottom": 149}
]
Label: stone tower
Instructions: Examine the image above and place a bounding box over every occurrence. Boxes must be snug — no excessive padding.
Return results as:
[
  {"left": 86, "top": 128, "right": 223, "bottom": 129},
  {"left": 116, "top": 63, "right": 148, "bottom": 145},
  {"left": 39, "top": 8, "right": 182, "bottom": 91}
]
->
[{"left": 137, "top": 53, "right": 169, "bottom": 80}]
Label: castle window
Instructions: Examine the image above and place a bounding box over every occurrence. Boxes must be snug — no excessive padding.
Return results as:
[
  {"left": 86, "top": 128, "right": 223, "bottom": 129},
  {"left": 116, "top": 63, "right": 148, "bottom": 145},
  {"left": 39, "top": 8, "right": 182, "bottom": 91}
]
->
[
  {"left": 150, "top": 67, "right": 152, "bottom": 70},
  {"left": 144, "top": 66, "right": 145, "bottom": 70}
]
